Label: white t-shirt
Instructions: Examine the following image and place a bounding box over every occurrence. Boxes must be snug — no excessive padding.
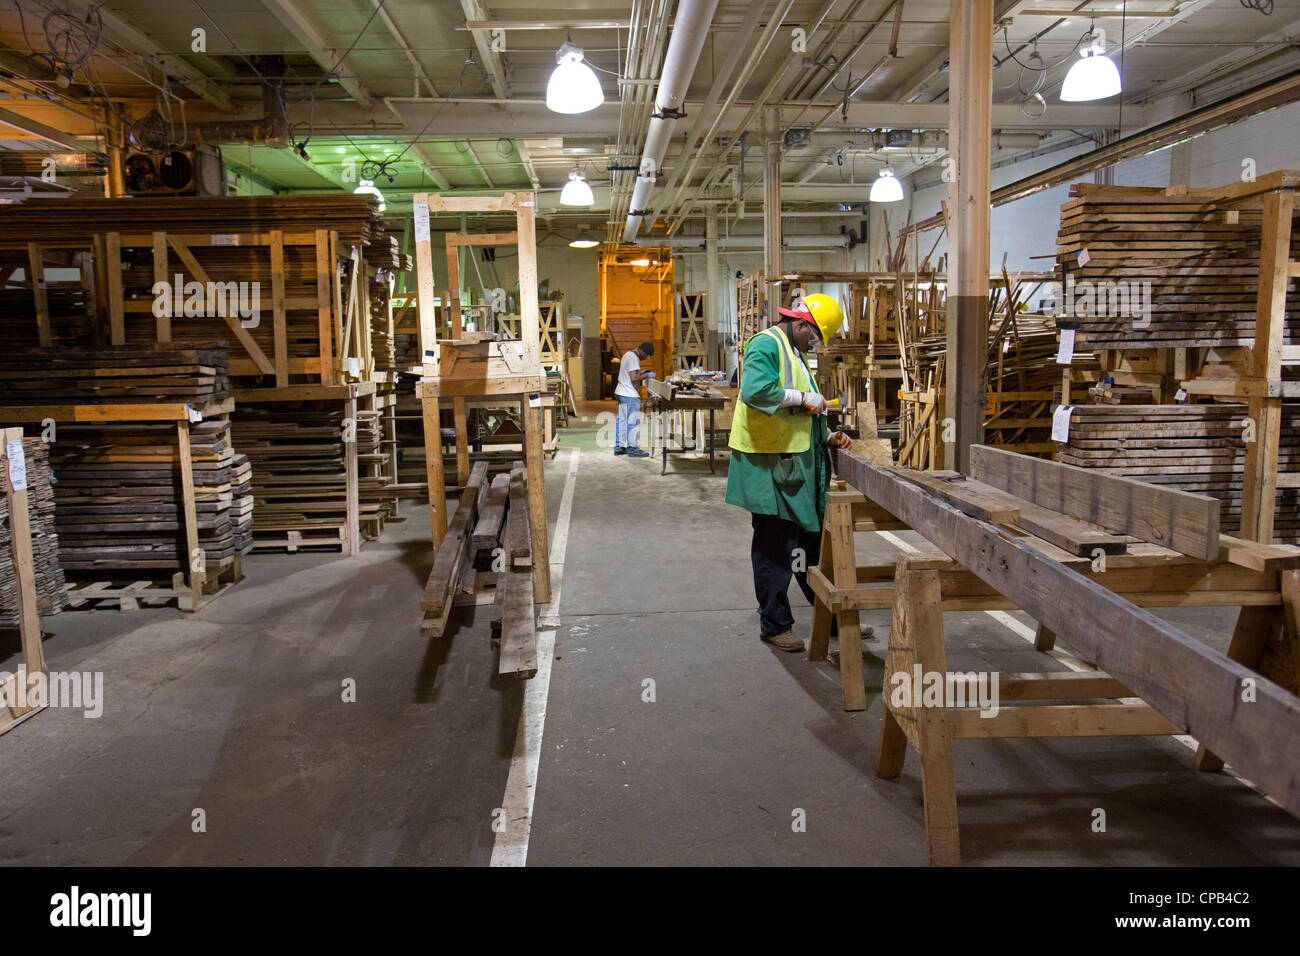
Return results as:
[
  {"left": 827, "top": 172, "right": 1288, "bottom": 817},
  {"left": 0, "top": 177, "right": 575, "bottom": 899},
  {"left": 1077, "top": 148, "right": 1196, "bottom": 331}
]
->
[{"left": 615, "top": 350, "right": 640, "bottom": 399}]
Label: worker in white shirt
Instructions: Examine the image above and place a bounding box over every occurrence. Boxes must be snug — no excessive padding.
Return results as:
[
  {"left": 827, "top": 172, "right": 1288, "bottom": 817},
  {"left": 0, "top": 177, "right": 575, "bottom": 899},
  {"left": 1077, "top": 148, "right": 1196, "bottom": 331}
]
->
[{"left": 614, "top": 341, "right": 655, "bottom": 458}]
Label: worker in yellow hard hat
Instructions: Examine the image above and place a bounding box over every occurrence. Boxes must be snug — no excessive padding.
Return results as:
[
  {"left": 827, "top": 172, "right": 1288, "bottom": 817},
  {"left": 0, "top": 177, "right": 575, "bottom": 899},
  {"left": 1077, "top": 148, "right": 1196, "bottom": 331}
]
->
[{"left": 724, "top": 293, "right": 853, "bottom": 652}]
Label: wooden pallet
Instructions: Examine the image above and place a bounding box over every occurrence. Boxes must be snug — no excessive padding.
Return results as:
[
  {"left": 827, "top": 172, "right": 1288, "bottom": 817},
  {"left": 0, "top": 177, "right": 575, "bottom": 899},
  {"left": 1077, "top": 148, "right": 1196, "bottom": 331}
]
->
[{"left": 65, "top": 554, "right": 242, "bottom": 611}]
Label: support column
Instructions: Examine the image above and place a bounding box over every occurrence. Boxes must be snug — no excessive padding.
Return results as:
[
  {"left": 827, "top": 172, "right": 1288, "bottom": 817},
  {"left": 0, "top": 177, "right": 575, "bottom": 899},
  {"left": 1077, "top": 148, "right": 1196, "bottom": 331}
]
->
[
  {"left": 763, "top": 106, "right": 783, "bottom": 327},
  {"left": 944, "top": 0, "right": 992, "bottom": 473},
  {"left": 705, "top": 207, "right": 719, "bottom": 367}
]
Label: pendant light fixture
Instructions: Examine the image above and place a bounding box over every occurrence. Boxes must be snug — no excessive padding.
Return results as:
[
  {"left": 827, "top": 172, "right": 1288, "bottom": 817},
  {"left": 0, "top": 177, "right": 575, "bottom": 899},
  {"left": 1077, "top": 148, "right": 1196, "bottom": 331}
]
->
[
  {"left": 353, "top": 179, "right": 386, "bottom": 212},
  {"left": 569, "top": 225, "right": 598, "bottom": 248},
  {"left": 1060, "top": 26, "right": 1122, "bottom": 102},
  {"left": 546, "top": 40, "right": 604, "bottom": 114},
  {"left": 869, "top": 167, "right": 903, "bottom": 203},
  {"left": 560, "top": 168, "right": 594, "bottom": 207}
]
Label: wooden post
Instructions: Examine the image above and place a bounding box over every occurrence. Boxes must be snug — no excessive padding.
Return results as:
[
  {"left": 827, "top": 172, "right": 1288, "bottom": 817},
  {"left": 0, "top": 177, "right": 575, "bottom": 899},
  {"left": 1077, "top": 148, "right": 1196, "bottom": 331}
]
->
[
  {"left": 706, "top": 209, "right": 719, "bottom": 367},
  {"left": 106, "top": 232, "right": 125, "bottom": 345},
  {"left": 151, "top": 232, "right": 170, "bottom": 344},
  {"left": 1240, "top": 190, "right": 1293, "bottom": 543},
  {"left": 345, "top": 390, "right": 360, "bottom": 555},
  {"left": 944, "top": 0, "right": 992, "bottom": 472},
  {"left": 176, "top": 421, "right": 204, "bottom": 609},
  {"left": 413, "top": 196, "right": 437, "bottom": 363},
  {"left": 271, "top": 229, "right": 288, "bottom": 387},
  {"left": 2, "top": 430, "right": 45, "bottom": 677},
  {"left": 27, "top": 243, "right": 51, "bottom": 347},
  {"left": 453, "top": 396, "right": 469, "bottom": 485},
  {"left": 315, "top": 229, "right": 335, "bottom": 385},
  {"left": 423, "top": 396, "right": 447, "bottom": 547},
  {"left": 523, "top": 400, "right": 552, "bottom": 604}
]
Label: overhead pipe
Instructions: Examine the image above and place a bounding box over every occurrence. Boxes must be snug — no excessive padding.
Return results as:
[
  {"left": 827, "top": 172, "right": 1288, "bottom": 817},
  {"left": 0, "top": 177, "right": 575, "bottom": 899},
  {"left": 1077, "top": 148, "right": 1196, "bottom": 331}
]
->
[
  {"left": 621, "top": 0, "right": 720, "bottom": 243},
  {"left": 633, "top": 235, "right": 849, "bottom": 249}
]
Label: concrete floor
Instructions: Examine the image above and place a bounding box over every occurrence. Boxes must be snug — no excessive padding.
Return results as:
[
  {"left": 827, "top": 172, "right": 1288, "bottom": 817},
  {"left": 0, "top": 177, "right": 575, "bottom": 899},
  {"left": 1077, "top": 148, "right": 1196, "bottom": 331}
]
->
[{"left": 1, "top": 402, "right": 1298, "bottom": 866}]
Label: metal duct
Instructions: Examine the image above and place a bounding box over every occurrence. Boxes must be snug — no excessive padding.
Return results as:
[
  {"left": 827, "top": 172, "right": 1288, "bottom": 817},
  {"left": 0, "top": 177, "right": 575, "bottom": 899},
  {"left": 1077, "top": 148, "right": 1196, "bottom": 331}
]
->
[{"left": 622, "top": 0, "right": 719, "bottom": 243}]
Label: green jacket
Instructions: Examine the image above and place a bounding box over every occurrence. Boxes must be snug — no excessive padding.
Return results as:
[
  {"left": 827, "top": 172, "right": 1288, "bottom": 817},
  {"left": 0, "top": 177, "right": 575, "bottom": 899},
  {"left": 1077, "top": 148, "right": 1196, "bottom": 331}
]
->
[{"left": 724, "top": 328, "right": 830, "bottom": 533}]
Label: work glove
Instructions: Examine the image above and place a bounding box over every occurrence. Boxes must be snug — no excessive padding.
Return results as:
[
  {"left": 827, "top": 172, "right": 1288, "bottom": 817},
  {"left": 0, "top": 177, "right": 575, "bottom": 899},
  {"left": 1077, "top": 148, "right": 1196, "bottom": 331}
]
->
[
  {"left": 801, "top": 391, "right": 829, "bottom": 414},
  {"left": 827, "top": 431, "right": 851, "bottom": 450}
]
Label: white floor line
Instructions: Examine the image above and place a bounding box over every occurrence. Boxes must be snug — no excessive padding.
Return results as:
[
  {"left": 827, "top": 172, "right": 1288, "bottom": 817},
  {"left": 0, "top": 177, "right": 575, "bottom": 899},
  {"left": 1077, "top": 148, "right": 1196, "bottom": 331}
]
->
[
  {"left": 490, "top": 448, "right": 580, "bottom": 867},
  {"left": 876, "top": 529, "right": 1210, "bottom": 759}
]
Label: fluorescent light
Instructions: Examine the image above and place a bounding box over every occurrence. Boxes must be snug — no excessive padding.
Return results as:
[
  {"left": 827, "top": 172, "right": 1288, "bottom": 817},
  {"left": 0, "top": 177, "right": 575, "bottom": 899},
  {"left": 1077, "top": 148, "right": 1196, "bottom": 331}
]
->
[
  {"left": 353, "top": 179, "right": 385, "bottom": 212},
  {"left": 569, "top": 225, "right": 598, "bottom": 248},
  {"left": 559, "top": 168, "right": 594, "bottom": 207},
  {"left": 629, "top": 258, "right": 651, "bottom": 267},
  {"left": 869, "top": 167, "right": 903, "bottom": 203},
  {"left": 1061, "top": 30, "right": 1122, "bottom": 101},
  {"left": 546, "top": 41, "right": 604, "bottom": 114}
]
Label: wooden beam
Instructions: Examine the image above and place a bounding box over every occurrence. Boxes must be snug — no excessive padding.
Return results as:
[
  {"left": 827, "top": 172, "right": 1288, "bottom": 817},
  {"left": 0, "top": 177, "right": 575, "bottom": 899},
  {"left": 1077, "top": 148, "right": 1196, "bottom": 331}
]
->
[
  {"left": 944, "top": 0, "right": 992, "bottom": 471},
  {"left": 970, "top": 444, "right": 1219, "bottom": 559},
  {"left": 835, "top": 448, "right": 1300, "bottom": 818}
]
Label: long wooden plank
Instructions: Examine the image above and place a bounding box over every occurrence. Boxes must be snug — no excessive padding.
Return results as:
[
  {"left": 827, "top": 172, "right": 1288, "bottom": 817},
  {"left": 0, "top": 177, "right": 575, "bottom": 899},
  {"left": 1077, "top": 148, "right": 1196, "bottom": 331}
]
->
[
  {"left": 970, "top": 444, "right": 1219, "bottom": 559},
  {"left": 27, "top": 243, "right": 51, "bottom": 347},
  {"left": 2, "top": 429, "right": 46, "bottom": 676},
  {"left": 888, "top": 468, "right": 1020, "bottom": 524},
  {"left": 499, "top": 465, "right": 538, "bottom": 678},
  {"left": 472, "top": 473, "right": 509, "bottom": 554},
  {"left": 420, "top": 460, "right": 488, "bottom": 617},
  {"left": 270, "top": 229, "right": 288, "bottom": 387},
  {"left": 836, "top": 448, "right": 1300, "bottom": 818}
]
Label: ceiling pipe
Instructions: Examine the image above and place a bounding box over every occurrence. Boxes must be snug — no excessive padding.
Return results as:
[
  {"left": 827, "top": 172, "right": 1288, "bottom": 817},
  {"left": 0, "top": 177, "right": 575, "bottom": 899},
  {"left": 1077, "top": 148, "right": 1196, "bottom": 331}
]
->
[
  {"left": 633, "top": 235, "right": 849, "bottom": 249},
  {"left": 621, "top": 0, "right": 720, "bottom": 243}
]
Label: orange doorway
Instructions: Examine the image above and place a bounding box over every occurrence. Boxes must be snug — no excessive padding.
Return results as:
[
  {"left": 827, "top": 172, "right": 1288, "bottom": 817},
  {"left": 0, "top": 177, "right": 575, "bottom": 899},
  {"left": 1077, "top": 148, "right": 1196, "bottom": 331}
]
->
[{"left": 599, "top": 246, "right": 674, "bottom": 393}]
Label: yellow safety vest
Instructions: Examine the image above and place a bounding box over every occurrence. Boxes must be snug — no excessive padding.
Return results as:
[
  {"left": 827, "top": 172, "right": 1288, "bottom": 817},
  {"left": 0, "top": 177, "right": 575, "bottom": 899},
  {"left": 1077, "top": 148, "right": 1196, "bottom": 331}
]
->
[{"left": 728, "top": 327, "right": 815, "bottom": 454}]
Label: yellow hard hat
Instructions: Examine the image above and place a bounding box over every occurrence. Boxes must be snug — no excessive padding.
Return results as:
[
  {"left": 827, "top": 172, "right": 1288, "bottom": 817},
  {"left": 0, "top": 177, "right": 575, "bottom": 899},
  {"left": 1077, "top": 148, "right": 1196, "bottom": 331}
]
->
[{"left": 802, "top": 293, "right": 845, "bottom": 343}]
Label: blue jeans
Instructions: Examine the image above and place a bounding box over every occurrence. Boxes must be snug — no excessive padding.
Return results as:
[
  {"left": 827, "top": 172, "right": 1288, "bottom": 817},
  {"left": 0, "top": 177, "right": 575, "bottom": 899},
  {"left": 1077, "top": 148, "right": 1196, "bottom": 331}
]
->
[{"left": 616, "top": 395, "right": 641, "bottom": 449}]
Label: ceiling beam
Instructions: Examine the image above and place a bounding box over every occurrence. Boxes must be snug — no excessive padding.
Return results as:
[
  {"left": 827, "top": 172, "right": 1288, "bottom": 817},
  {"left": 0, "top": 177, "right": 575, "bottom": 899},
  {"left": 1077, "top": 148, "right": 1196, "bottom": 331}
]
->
[
  {"left": 260, "top": 0, "right": 375, "bottom": 109},
  {"left": 0, "top": 106, "right": 87, "bottom": 150},
  {"left": 95, "top": 6, "right": 234, "bottom": 112}
]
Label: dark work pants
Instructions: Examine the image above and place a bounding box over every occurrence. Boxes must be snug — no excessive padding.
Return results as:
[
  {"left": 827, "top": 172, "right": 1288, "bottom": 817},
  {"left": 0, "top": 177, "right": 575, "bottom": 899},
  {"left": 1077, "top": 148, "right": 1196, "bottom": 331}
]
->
[{"left": 750, "top": 512, "right": 822, "bottom": 638}]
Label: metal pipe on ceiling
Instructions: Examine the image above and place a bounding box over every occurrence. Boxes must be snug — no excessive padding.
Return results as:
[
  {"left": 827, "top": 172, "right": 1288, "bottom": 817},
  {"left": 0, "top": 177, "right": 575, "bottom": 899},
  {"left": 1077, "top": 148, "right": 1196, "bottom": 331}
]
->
[{"left": 621, "top": 0, "right": 721, "bottom": 243}]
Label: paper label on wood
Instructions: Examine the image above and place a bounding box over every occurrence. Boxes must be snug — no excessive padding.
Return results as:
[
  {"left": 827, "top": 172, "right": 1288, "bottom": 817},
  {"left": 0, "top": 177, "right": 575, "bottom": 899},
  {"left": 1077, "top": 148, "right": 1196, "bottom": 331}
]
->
[
  {"left": 1056, "top": 328, "right": 1076, "bottom": 365},
  {"left": 1051, "top": 405, "right": 1073, "bottom": 442},
  {"left": 414, "top": 202, "right": 430, "bottom": 243},
  {"left": 186, "top": 404, "right": 203, "bottom": 423},
  {"left": 348, "top": 357, "right": 360, "bottom": 377},
  {"left": 528, "top": 393, "right": 541, "bottom": 408},
  {"left": 5, "top": 440, "right": 26, "bottom": 491},
  {"left": 1175, "top": 388, "right": 1188, "bottom": 402},
  {"left": 211, "top": 234, "right": 239, "bottom": 246},
  {"left": 1076, "top": 248, "right": 1091, "bottom": 266}
]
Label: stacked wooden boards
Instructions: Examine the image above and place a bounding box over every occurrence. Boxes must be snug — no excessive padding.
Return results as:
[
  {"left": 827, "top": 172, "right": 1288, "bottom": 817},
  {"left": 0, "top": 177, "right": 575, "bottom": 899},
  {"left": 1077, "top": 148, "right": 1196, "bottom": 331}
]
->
[
  {"left": 50, "top": 419, "right": 253, "bottom": 569},
  {"left": 0, "top": 439, "right": 66, "bottom": 626},
  {"left": 0, "top": 345, "right": 231, "bottom": 405},
  {"left": 0, "top": 194, "right": 384, "bottom": 251},
  {"left": 421, "top": 461, "right": 537, "bottom": 678},
  {"left": 1055, "top": 183, "right": 1300, "bottom": 349},
  {"left": 1057, "top": 403, "right": 1300, "bottom": 544},
  {"left": 232, "top": 402, "right": 351, "bottom": 551}
]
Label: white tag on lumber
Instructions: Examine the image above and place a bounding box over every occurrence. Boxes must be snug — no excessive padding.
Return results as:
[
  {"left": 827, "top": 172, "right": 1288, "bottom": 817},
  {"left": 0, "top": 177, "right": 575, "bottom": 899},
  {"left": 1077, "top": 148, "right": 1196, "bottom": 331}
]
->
[
  {"left": 413, "top": 202, "right": 430, "bottom": 243},
  {"left": 186, "top": 404, "right": 202, "bottom": 423},
  {"left": 1176, "top": 388, "right": 1188, "bottom": 402},
  {"left": 528, "top": 392, "right": 541, "bottom": 408},
  {"left": 1056, "top": 328, "right": 1076, "bottom": 365},
  {"left": 6, "top": 439, "right": 26, "bottom": 491},
  {"left": 348, "top": 356, "right": 360, "bottom": 377},
  {"left": 211, "top": 234, "right": 239, "bottom": 246},
  {"left": 1076, "top": 248, "right": 1091, "bottom": 266},
  {"left": 1052, "top": 405, "right": 1074, "bottom": 442}
]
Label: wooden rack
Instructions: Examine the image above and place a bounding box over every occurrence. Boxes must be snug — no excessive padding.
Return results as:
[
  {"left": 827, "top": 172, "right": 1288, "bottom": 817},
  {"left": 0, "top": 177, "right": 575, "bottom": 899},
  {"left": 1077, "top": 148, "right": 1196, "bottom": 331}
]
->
[
  {"left": 411, "top": 192, "right": 551, "bottom": 674},
  {"left": 811, "top": 446, "right": 1300, "bottom": 865},
  {"left": 0, "top": 429, "right": 48, "bottom": 734}
]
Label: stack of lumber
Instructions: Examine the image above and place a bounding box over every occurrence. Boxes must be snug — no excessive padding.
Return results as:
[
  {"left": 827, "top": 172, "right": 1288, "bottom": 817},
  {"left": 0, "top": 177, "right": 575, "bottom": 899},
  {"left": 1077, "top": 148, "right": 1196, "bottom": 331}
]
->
[
  {"left": 232, "top": 403, "right": 351, "bottom": 550},
  {"left": 0, "top": 194, "right": 383, "bottom": 250},
  {"left": 421, "top": 461, "right": 537, "bottom": 678},
  {"left": 0, "top": 345, "right": 230, "bottom": 405},
  {"left": 1057, "top": 403, "right": 1300, "bottom": 543},
  {"left": 0, "top": 262, "right": 96, "bottom": 349},
  {"left": 50, "top": 419, "right": 252, "bottom": 569},
  {"left": 356, "top": 402, "right": 397, "bottom": 537},
  {"left": 369, "top": 273, "right": 398, "bottom": 372},
  {"left": 0, "top": 439, "right": 66, "bottom": 626},
  {"left": 1054, "top": 183, "right": 1300, "bottom": 349}
]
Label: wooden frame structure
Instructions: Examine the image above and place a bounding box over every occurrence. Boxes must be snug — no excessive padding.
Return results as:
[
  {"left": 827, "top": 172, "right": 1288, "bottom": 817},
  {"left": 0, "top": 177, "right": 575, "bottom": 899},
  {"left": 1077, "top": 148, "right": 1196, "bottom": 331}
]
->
[
  {"left": 813, "top": 446, "right": 1300, "bottom": 864},
  {"left": 0, "top": 402, "right": 242, "bottom": 611},
  {"left": 412, "top": 191, "right": 551, "bottom": 623}
]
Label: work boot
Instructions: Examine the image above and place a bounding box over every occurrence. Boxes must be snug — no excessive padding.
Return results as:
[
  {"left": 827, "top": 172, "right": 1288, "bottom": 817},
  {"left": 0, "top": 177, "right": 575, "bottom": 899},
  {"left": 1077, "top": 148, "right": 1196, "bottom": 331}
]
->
[
  {"left": 613, "top": 447, "right": 626, "bottom": 455},
  {"left": 626, "top": 448, "right": 650, "bottom": 458},
  {"left": 762, "top": 630, "right": 805, "bottom": 652}
]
